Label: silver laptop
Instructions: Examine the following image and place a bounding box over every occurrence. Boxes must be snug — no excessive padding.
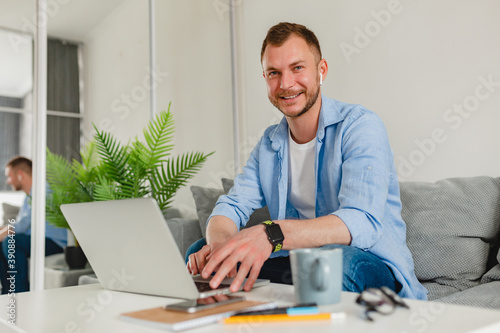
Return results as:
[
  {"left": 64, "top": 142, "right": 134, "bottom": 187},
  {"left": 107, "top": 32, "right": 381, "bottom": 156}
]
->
[{"left": 60, "top": 198, "right": 269, "bottom": 299}]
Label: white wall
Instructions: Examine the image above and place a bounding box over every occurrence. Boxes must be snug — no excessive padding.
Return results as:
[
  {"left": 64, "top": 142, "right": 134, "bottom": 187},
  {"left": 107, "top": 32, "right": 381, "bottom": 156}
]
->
[
  {"left": 83, "top": 0, "right": 150, "bottom": 145},
  {"left": 83, "top": 0, "right": 500, "bottom": 212},
  {"left": 154, "top": 0, "right": 235, "bottom": 211},
  {"left": 239, "top": 0, "right": 500, "bottom": 182},
  {"left": 83, "top": 0, "right": 234, "bottom": 215}
]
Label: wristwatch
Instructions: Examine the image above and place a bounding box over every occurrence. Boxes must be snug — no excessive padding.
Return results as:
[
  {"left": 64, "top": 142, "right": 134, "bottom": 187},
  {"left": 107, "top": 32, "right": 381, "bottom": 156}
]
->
[{"left": 261, "top": 220, "right": 284, "bottom": 252}]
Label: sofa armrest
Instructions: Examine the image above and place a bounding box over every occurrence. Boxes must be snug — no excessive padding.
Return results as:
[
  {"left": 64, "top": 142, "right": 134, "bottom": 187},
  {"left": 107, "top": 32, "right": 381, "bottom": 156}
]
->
[{"left": 166, "top": 218, "right": 203, "bottom": 260}]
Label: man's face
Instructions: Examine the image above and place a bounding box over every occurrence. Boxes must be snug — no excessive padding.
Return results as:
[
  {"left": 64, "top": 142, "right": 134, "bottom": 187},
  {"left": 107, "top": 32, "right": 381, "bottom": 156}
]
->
[
  {"left": 5, "top": 167, "right": 21, "bottom": 191},
  {"left": 262, "top": 35, "right": 323, "bottom": 118}
]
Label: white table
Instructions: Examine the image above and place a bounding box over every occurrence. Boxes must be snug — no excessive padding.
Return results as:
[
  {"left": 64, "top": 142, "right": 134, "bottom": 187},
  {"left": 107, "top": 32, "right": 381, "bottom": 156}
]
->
[{"left": 0, "top": 283, "right": 499, "bottom": 333}]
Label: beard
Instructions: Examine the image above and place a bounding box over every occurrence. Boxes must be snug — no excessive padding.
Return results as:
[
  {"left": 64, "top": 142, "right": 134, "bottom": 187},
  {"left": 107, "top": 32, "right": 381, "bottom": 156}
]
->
[
  {"left": 270, "top": 81, "right": 321, "bottom": 119},
  {"left": 10, "top": 182, "right": 22, "bottom": 191}
]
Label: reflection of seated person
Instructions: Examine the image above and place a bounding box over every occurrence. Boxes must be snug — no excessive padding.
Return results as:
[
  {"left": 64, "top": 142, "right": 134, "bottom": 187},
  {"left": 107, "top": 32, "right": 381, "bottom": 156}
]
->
[{"left": 0, "top": 156, "right": 67, "bottom": 293}]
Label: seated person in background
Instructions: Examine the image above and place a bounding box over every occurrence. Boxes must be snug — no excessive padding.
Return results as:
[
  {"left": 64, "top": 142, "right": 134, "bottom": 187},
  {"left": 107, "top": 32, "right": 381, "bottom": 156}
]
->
[
  {"left": 186, "top": 22, "right": 427, "bottom": 300},
  {"left": 0, "top": 156, "right": 67, "bottom": 293}
]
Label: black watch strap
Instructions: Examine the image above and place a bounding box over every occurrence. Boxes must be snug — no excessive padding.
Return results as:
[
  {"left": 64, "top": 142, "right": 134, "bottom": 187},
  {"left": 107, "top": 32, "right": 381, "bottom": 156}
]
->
[{"left": 261, "top": 220, "right": 284, "bottom": 252}]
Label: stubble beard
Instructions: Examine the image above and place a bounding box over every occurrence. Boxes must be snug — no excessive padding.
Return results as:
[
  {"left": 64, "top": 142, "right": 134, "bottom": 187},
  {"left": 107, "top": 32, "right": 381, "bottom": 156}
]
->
[
  {"left": 271, "top": 83, "right": 321, "bottom": 119},
  {"left": 10, "top": 182, "right": 21, "bottom": 191}
]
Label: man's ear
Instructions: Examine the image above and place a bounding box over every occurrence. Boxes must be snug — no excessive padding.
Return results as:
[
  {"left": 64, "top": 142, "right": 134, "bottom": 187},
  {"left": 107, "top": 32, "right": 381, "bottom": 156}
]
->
[
  {"left": 17, "top": 170, "right": 27, "bottom": 181},
  {"left": 318, "top": 58, "right": 328, "bottom": 81}
]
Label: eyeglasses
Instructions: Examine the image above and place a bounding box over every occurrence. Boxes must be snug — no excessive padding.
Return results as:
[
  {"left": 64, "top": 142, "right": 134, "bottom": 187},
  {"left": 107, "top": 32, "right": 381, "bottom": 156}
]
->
[{"left": 355, "top": 286, "right": 409, "bottom": 321}]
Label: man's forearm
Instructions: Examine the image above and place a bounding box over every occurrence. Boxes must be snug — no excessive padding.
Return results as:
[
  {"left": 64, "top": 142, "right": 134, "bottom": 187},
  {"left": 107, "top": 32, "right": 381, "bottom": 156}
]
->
[
  {"left": 206, "top": 215, "right": 239, "bottom": 245},
  {"left": 277, "top": 214, "right": 352, "bottom": 250},
  {"left": 206, "top": 214, "right": 351, "bottom": 251}
]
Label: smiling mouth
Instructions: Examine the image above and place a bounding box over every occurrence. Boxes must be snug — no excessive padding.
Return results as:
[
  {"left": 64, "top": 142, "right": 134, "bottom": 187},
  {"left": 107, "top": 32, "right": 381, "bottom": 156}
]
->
[{"left": 280, "top": 92, "right": 302, "bottom": 100}]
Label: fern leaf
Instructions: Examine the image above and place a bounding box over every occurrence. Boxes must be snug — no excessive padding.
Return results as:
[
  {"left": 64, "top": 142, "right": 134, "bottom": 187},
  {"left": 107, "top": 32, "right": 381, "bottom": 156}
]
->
[
  {"left": 138, "top": 105, "right": 175, "bottom": 170},
  {"left": 92, "top": 175, "right": 118, "bottom": 201},
  {"left": 46, "top": 148, "right": 93, "bottom": 228},
  {"left": 151, "top": 151, "right": 214, "bottom": 211},
  {"left": 93, "top": 124, "right": 129, "bottom": 183}
]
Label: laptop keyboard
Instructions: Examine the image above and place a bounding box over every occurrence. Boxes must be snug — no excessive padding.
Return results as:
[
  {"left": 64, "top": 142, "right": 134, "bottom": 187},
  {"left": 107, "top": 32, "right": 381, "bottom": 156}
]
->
[{"left": 195, "top": 281, "right": 231, "bottom": 292}]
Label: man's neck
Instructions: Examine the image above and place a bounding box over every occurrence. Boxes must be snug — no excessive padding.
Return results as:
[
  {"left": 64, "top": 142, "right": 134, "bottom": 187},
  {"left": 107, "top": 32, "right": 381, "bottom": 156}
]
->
[
  {"left": 23, "top": 183, "right": 32, "bottom": 195},
  {"left": 287, "top": 98, "right": 322, "bottom": 144}
]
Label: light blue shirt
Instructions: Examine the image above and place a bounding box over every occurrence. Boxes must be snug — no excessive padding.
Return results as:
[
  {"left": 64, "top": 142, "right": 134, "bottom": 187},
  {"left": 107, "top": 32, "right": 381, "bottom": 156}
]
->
[
  {"left": 210, "top": 95, "right": 428, "bottom": 300},
  {"left": 15, "top": 187, "right": 67, "bottom": 249}
]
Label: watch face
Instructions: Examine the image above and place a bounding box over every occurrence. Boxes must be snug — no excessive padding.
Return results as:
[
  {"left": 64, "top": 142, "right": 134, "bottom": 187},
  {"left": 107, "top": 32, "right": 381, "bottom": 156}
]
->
[{"left": 267, "top": 224, "right": 284, "bottom": 243}]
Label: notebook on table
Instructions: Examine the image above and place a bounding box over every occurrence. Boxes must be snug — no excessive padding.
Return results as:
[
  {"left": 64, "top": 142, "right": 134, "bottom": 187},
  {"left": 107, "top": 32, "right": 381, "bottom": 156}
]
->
[
  {"left": 60, "top": 198, "right": 269, "bottom": 299},
  {"left": 120, "top": 300, "right": 277, "bottom": 332}
]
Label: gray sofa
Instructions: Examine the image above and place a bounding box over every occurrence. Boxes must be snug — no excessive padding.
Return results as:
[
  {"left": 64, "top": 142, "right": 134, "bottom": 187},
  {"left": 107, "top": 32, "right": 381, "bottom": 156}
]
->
[{"left": 167, "top": 176, "right": 500, "bottom": 309}]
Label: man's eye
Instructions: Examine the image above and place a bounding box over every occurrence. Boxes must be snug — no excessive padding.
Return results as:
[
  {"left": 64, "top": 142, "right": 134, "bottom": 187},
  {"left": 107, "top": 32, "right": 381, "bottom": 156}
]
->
[
  {"left": 294, "top": 66, "right": 303, "bottom": 71},
  {"left": 268, "top": 71, "right": 278, "bottom": 77}
]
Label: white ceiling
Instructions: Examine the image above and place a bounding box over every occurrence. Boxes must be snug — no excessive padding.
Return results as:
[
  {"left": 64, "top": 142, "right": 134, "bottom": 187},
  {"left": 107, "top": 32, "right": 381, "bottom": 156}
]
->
[
  {"left": 0, "top": 0, "right": 126, "bottom": 41},
  {"left": 0, "top": 30, "right": 32, "bottom": 98},
  {"left": 0, "top": 0, "right": 126, "bottom": 98}
]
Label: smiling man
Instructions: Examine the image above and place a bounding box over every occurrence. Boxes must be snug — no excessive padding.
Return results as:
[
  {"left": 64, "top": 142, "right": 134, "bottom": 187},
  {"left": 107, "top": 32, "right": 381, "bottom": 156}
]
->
[{"left": 187, "top": 22, "right": 427, "bottom": 300}]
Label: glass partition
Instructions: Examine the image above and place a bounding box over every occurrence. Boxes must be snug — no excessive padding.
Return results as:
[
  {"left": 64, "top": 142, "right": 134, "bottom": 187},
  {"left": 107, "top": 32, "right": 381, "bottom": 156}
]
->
[
  {"left": 0, "top": 0, "right": 150, "bottom": 291},
  {"left": 0, "top": 28, "right": 33, "bottom": 190}
]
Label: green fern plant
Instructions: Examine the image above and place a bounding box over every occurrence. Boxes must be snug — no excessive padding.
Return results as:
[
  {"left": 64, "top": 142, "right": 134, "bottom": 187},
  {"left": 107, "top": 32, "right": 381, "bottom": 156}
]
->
[{"left": 46, "top": 104, "right": 213, "bottom": 230}]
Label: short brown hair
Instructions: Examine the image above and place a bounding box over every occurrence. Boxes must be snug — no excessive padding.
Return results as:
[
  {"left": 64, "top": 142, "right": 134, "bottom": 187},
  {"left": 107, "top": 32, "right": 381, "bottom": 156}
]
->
[
  {"left": 261, "top": 22, "right": 322, "bottom": 63},
  {"left": 6, "top": 156, "right": 32, "bottom": 175}
]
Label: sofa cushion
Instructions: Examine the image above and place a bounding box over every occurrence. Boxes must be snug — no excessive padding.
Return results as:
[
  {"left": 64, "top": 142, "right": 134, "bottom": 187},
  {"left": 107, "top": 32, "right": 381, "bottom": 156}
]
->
[
  {"left": 482, "top": 246, "right": 500, "bottom": 284},
  {"left": 400, "top": 176, "right": 500, "bottom": 294},
  {"left": 221, "top": 178, "right": 271, "bottom": 228},
  {"left": 421, "top": 281, "right": 461, "bottom": 300},
  {"left": 191, "top": 179, "right": 272, "bottom": 237},
  {"left": 166, "top": 217, "right": 203, "bottom": 259},
  {"left": 190, "top": 186, "right": 224, "bottom": 238},
  {"left": 2, "top": 203, "right": 20, "bottom": 225},
  {"left": 433, "top": 281, "right": 500, "bottom": 309}
]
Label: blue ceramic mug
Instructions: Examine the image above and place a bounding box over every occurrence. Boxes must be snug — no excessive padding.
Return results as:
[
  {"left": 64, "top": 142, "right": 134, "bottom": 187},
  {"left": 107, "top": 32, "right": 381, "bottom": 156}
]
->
[{"left": 290, "top": 248, "right": 343, "bottom": 305}]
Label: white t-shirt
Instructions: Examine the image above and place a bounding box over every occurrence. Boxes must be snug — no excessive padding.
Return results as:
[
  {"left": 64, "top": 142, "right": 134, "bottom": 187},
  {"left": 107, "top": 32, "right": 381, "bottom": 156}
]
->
[{"left": 288, "top": 130, "right": 316, "bottom": 220}]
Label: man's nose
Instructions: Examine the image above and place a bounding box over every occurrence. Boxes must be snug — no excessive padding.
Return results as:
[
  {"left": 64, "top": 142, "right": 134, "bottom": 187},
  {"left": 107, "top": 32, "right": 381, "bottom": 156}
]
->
[{"left": 280, "top": 72, "right": 294, "bottom": 90}]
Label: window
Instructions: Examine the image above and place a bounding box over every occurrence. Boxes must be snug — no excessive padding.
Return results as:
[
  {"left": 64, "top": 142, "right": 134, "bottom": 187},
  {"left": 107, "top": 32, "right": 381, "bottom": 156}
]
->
[{"left": 0, "top": 29, "right": 83, "bottom": 190}]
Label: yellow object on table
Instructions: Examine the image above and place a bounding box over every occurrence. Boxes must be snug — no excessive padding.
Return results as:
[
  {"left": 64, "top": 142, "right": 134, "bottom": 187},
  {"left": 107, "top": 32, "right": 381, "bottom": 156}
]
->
[{"left": 224, "top": 313, "right": 332, "bottom": 324}]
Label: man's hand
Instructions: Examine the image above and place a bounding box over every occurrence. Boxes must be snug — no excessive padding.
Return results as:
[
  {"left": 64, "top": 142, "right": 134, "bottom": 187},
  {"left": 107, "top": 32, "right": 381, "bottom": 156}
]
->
[
  {"left": 0, "top": 226, "right": 8, "bottom": 242},
  {"left": 201, "top": 224, "right": 273, "bottom": 293},
  {"left": 186, "top": 242, "right": 237, "bottom": 278}
]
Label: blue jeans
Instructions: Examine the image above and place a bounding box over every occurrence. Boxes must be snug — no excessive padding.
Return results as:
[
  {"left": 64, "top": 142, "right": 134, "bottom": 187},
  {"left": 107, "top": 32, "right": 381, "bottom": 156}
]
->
[
  {"left": 185, "top": 238, "right": 401, "bottom": 293},
  {"left": 0, "top": 234, "right": 63, "bottom": 294}
]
